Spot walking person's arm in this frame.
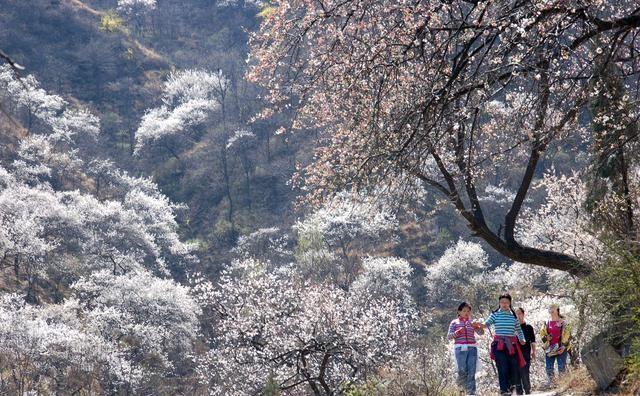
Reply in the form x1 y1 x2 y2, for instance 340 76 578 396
516 320 526 344
540 322 549 344
478 312 495 329
448 320 456 340
531 341 537 359
449 320 464 340
529 324 537 360
558 321 571 353
561 321 572 348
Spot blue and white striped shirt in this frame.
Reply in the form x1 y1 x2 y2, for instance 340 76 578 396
485 309 525 342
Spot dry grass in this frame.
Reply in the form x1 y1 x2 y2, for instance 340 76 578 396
63 0 168 65
556 366 599 395
618 370 640 396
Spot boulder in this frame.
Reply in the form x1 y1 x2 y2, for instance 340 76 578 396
581 335 625 390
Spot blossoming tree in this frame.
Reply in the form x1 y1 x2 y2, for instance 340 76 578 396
248 0 640 276
0 64 201 393
195 258 416 395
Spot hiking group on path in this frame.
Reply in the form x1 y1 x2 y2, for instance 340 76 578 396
448 294 572 396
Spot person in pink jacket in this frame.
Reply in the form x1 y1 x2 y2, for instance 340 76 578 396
448 302 484 395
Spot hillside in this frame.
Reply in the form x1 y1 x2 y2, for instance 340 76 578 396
1 0 639 395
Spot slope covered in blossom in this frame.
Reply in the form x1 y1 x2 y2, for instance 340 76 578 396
1 0 639 394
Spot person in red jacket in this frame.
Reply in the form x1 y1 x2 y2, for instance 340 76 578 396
540 304 572 386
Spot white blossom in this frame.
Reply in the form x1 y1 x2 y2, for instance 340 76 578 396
195 258 415 395
72 269 201 370
517 170 604 264
0 65 99 143
117 0 157 15
232 227 293 262
226 128 256 149
425 239 490 305
134 69 228 154
351 256 414 307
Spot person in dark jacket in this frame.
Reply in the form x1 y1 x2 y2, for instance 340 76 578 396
515 307 536 395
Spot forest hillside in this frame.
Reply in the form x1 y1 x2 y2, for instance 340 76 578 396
1 0 639 395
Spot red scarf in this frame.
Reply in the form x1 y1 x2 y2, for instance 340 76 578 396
490 335 526 368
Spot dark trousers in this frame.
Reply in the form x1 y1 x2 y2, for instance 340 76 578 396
516 360 531 394
493 344 521 394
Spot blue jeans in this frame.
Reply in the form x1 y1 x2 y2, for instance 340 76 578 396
545 350 568 380
455 346 477 394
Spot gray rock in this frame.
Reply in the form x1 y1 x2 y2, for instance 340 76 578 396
581 335 624 391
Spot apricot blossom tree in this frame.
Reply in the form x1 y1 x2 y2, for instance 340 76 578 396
248 0 640 275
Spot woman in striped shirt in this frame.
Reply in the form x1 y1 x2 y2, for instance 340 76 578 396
478 294 526 396
448 302 484 395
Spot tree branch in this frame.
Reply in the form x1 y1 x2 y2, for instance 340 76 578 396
504 60 551 246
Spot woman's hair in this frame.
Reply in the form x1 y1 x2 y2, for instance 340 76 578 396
493 293 517 318
499 293 512 302
550 304 565 319
457 301 472 312
517 307 525 314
